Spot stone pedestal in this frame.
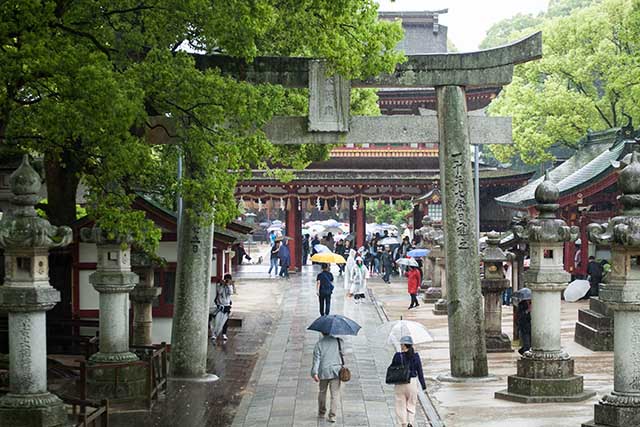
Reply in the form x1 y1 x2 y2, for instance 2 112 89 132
582 152 640 426
0 156 73 427
131 256 162 347
424 249 441 303
575 297 614 352
433 256 448 315
496 173 594 403
481 232 513 353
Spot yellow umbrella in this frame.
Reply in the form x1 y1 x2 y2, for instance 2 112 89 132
310 252 347 264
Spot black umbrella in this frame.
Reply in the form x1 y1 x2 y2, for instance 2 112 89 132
307 315 361 336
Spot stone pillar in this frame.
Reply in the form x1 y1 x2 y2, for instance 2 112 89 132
355 198 366 249
436 85 487 377
481 231 512 353
0 156 72 427
583 151 640 427
130 253 162 347
286 196 299 272
419 217 441 300
496 172 594 403
80 228 139 364
169 192 216 380
433 249 448 316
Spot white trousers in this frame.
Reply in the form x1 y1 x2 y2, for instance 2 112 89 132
394 377 418 426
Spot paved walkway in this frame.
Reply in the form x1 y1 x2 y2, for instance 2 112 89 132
232 265 430 427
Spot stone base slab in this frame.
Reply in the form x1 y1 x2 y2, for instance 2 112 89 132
87 361 148 403
495 388 596 403
504 374 590 399
0 393 68 427
516 355 575 379
433 299 447 315
586 401 640 427
574 320 613 351
486 333 513 353
423 286 441 303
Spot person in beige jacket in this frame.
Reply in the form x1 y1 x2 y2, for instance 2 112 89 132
311 333 343 423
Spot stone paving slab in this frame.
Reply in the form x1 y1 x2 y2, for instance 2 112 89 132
233 266 430 427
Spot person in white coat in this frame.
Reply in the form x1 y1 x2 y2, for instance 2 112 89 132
349 257 368 303
344 249 357 290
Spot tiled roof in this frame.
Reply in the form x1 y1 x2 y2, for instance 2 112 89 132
496 128 630 208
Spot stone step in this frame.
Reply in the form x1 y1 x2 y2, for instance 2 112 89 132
574 321 614 352
589 297 614 317
578 309 613 330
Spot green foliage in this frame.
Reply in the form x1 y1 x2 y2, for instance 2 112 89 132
485 0 640 165
479 14 544 49
366 200 412 229
0 0 404 251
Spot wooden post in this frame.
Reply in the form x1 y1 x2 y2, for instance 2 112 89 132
355 199 366 249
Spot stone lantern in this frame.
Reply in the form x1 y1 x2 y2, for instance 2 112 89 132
481 231 512 352
0 156 72 426
130 252 162 347
80 227 139 363
496 172 594 403
583 151 640 427
431 233 448 316
418 216 437 298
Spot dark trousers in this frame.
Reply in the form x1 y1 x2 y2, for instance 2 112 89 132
383 266 392 283
319 294 331 316
518 331 531 355
410 293 419 307
279 265 290 278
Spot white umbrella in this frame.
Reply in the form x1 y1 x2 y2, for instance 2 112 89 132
564 279 591 302
381 320 434 349
396 258 419 267
314 244 331 253
379 237 401 245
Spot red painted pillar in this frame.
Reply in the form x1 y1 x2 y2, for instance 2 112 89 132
356 199 366 249
579 214 589 277
286 196 300 271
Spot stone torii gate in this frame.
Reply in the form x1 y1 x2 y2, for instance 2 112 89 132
159 33 542 380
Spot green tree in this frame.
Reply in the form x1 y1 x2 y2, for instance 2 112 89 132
0 1 403 249
366 200 412 229
485 0 640 165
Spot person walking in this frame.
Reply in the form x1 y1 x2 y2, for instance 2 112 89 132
210 274 234 342
268 241 280 277
382 245 394 284
349 257 368 303
311 333 344 423
316 263 334 316
390 336 426 427
335 239 346 276
406 265 421 309
311 234 321 264
344 249 357 290
302 233 310 266
278 240 291 279
587 255 603 297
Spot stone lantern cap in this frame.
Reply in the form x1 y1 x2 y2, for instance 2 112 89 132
514 172 578 244
482 231 510 263
0 155 72 250
589 151 640 246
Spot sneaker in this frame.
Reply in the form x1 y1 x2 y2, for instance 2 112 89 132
327 416 336 423
222 334 228 341
211 335 216 342
318 411 325 418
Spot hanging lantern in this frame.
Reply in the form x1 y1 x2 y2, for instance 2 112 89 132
316 197 321 211
352 198 358 210
257 198 263 212
280 197 285 211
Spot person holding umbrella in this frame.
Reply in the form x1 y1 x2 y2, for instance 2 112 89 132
390 336 426 427
514 288 532 355
278 239 291 279
406 265 421 310
316 263 335 316
268 241 280 277
308 315 361 424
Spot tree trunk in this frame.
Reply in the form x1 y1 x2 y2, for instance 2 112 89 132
43 151 80 226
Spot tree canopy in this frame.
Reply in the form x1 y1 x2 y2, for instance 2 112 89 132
0 1 403 250
483 0 640 165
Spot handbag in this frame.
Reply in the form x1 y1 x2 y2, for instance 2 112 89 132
337 339 351 382
385 353 411 384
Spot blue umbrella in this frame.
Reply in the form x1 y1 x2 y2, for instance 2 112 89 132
307 315 361 336
408 248 430 258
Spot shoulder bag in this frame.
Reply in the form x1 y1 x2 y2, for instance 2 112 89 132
385 353 411 384
337 339 351 382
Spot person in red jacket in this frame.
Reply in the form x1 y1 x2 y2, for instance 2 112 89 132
406 265 421 310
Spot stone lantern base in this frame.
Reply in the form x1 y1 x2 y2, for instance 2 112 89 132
575 297 614 351
0 392 69 427
423 284 441 303
495 354 595 403
86 361 149 404
486 333 512 353
433 298 447 315
582 399 640 427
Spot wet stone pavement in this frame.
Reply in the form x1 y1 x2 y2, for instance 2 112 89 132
110 273 285 427
232 265 430 427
